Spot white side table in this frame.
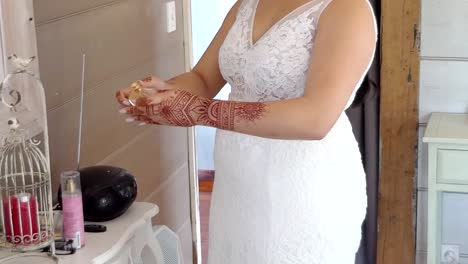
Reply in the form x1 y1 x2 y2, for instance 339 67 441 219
423 113 468 264
0 202 161 264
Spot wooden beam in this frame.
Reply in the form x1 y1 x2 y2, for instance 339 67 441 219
378 0 420 263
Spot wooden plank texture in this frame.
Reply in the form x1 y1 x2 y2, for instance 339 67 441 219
378 0 420 263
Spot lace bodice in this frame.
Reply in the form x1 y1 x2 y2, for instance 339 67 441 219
219 0 334 102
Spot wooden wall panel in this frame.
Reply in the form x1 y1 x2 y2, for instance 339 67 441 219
33 0 118 24
149 163 191 232
100 126 188 201
36 0 184 110
46 62 150 179
378 0 420 263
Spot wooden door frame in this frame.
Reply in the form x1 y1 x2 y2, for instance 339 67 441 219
182 1 203 264
378 0 421 263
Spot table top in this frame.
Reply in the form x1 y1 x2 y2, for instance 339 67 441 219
423 112 468 144
0 202 159 264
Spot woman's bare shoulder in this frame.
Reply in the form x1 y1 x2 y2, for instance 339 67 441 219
319 0 377 38
321 0 376 22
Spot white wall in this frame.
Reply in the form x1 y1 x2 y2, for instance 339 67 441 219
416 0 468 263
192 0 236 170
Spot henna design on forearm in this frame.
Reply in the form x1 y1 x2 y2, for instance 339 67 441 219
132 91 266 130
147 91 197 127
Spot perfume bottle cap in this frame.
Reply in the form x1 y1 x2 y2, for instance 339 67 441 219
66 178 76 193
61 171 81 194
128 82 143 106
128 81 154 106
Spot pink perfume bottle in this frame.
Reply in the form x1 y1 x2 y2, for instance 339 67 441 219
61 171 85 248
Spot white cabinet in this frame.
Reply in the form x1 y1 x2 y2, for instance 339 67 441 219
60 202 162 264
423 113 468 264
0 202 162 264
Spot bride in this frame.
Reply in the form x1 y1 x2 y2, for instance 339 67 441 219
117 0 377 263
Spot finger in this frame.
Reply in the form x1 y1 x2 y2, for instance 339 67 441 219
115 89 132 106
116 86 132 97
147 95 164 105
119 106 137 114
149 120 162 125
144 104 162 116
133 114 160 126
132 93 163 108
128 114 154 124
153 77 169 91
138 76 169 91
133 115 148 122
127 106 146 116
119 108 129 114
135 97 150 107
140 76 153 83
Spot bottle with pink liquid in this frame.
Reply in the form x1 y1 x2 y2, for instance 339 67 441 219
61 171 85 248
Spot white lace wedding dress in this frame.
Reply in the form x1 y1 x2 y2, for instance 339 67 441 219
209 0 377 263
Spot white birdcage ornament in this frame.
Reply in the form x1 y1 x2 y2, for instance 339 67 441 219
0 55 55 255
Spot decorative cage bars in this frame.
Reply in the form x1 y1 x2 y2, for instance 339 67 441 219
0 56 54 252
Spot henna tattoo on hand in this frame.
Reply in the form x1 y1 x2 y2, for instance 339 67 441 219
137 91 266 130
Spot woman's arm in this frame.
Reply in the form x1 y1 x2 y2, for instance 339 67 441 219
177 0 239 98
117 1 241 100
125 0 377 140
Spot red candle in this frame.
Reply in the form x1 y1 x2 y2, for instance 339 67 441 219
2 193 39 245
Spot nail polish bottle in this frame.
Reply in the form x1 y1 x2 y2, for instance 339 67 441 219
61 171 85 248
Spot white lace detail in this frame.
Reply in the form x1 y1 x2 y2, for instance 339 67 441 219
219 0 330 102
210 0 377 263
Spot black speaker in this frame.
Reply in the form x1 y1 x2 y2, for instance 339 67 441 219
58 166 137 222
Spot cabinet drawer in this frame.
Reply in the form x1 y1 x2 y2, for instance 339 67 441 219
437 149 468 184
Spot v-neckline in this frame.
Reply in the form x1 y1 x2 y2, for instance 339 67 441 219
249 0 320 48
